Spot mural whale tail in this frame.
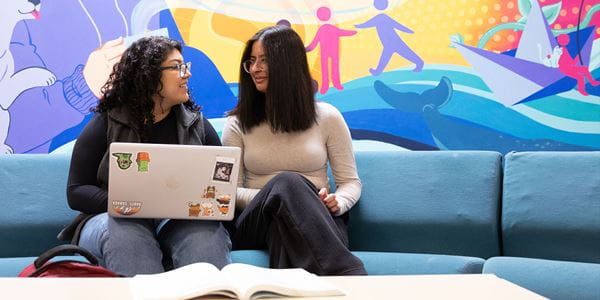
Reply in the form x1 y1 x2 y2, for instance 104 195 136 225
373 75 595 153
374 76 453 112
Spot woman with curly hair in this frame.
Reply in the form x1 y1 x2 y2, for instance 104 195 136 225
64 36 231 276
222 26 367 275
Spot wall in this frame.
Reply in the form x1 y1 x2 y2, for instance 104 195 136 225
1 0 599 154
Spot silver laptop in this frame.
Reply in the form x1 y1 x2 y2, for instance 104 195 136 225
108 142 240 221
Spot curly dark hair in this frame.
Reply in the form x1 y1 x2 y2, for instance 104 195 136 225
94 36 199 140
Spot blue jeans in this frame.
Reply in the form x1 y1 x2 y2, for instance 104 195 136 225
79 213 231 276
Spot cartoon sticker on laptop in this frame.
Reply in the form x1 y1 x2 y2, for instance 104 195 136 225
201 200 215 216
203 186 217 199
111 200 142 216
188 202 201 217
216 194 231 215
136 152 150 172
212 156 235 183
188 201 216 217
112 153 133 170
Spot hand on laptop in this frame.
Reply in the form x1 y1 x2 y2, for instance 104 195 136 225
318 188 340 214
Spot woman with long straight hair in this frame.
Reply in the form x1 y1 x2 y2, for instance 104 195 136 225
222 26 367 275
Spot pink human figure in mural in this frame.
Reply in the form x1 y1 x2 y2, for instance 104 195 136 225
305 7 356 94
556 34 600 96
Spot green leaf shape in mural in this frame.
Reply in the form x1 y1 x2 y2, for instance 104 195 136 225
516 0 561 27
542 2 562 25
449 33 464 48
518 0 532 17
516 0 532 24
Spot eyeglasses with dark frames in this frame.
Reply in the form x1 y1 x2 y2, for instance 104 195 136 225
159 62 192 78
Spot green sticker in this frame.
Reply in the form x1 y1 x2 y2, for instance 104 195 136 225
136 152 151 172
112 153 133 170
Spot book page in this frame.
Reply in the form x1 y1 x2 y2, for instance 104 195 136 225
221 263 345 299
131 262 239 300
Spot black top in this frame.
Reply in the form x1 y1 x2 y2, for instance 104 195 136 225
66 111 221 214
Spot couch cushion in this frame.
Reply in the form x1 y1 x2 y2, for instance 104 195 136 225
483 256 600 300
352 251 484 275
230 250 269 267
229 250 484 276
348 151 502 258
0 154 77 257
502 151 600 263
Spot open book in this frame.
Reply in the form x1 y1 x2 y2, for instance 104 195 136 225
130 263 345 300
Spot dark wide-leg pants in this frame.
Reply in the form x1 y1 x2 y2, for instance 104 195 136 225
232 172 367 275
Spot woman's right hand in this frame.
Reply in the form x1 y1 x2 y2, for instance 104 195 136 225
318 188 340 215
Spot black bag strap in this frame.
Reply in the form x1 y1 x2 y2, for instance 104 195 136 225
56 213 95 245
34 244 99 269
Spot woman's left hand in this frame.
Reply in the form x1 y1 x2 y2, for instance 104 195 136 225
318 188 340 214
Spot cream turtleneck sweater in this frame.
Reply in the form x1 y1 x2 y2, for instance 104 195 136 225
221 102 361 216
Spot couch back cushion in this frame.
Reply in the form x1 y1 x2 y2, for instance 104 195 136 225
0 154 76 257
347 150 502 258
502 151 600 263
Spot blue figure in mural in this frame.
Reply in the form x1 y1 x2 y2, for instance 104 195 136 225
2 0 234 154
355 0 424 75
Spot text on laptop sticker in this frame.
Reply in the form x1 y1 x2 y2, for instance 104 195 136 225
112 200 142 216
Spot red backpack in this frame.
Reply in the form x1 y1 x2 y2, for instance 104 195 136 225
19 244 121 277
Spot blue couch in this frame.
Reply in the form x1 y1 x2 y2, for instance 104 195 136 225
1 150 598 299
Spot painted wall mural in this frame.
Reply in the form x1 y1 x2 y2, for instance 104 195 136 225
1 0 599 154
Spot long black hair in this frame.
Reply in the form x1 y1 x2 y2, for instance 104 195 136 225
94 36 198 139
229 25 316 133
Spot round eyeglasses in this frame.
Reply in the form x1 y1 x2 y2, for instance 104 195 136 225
242 58 267 73
159 62 192 78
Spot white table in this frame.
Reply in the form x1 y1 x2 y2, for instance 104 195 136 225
0 274 546 300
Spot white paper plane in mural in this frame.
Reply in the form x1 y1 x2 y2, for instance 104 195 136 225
452 0 597 106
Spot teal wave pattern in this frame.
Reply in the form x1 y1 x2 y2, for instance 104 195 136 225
320 65 600 149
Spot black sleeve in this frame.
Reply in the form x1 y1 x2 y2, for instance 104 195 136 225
66 113 109 214
203 116 222 146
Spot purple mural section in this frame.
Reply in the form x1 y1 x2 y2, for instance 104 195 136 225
5 0 156 153
3 0 236 153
